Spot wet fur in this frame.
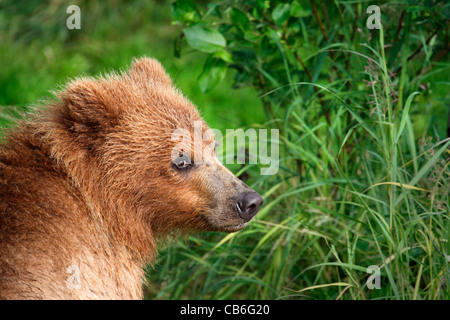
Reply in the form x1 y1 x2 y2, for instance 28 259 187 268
0 58 252 299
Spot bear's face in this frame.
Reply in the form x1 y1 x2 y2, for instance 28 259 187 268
58 58 262 235
166 127 263 233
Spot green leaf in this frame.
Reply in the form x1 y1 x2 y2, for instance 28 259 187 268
290 1 311 18
172 0 201 24
198 56 227 93
212 50 233 63
228 7 250 32
272 3 291 26
395 92 419 144
252 0 269 19
442 3 450 19
183 25 226 53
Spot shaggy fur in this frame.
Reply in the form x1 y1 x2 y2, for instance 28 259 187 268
0 58 260 299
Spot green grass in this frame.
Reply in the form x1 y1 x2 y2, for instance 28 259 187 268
1 1 449 300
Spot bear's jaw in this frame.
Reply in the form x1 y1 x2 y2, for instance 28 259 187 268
216 221 249 233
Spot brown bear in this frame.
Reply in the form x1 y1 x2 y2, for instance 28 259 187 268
0 58 263 299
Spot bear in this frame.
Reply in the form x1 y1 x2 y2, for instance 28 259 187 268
0 57 263 299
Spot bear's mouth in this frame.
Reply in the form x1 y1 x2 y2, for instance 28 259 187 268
217 221 249 233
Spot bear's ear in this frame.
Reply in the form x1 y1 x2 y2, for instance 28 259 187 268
129 57 172 86
59 78 119 151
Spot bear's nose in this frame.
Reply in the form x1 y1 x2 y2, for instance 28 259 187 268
236 191 263 222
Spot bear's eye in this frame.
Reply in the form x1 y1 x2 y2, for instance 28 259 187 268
173 155 192 170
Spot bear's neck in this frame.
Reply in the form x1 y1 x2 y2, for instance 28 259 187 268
28 115 158 261
15 122 154 298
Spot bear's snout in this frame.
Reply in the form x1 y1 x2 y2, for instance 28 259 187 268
195 159 265 232
235 191 263 222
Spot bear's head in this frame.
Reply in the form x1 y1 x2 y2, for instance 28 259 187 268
41 57 263 254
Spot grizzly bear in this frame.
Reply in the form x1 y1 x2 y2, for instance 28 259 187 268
0 58 263 299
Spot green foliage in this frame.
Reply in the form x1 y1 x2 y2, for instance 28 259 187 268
183 25 227 53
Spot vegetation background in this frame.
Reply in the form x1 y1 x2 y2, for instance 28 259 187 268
0 0 449 300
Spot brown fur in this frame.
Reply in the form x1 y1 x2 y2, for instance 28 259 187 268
0 58 260 299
